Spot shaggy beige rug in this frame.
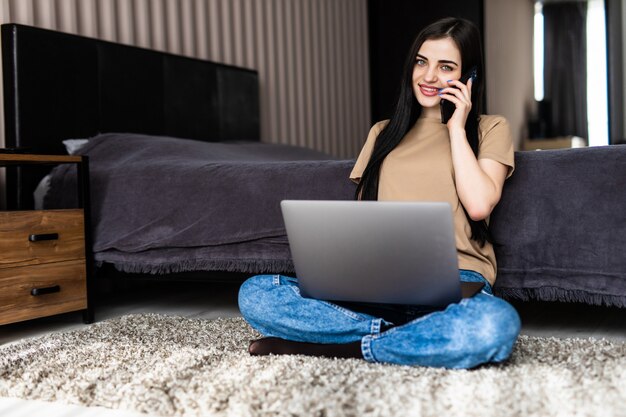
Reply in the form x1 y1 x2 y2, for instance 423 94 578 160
0 314 625 417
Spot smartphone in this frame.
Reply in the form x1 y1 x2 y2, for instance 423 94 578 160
440 66 478 124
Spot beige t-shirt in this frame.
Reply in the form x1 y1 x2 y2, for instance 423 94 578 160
349 115 515 285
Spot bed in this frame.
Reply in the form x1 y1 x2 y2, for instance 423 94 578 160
7 24 624 310
1 23 356 280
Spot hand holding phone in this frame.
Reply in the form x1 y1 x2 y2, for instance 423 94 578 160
440 66 478 124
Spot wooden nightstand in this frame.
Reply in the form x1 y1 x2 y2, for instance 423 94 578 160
0 153 94 325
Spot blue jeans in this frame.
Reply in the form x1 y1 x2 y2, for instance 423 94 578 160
238 270 521 369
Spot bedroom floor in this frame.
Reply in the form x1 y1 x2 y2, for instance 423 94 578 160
1 275 626 417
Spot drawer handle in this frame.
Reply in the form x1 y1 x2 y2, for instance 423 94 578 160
28 233 59 242
31 285 61 296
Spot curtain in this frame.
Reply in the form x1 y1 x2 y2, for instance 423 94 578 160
543 2 587 139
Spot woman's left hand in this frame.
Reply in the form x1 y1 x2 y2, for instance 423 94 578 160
439 78 473 130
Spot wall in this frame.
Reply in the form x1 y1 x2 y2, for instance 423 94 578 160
0 0 552 210
606 0 622 142
484 0 535 150
0 0 371 159
619 0 626 132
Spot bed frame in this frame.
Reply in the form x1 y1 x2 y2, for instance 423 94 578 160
2 23 260 210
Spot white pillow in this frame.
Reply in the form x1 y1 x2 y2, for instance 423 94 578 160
62 139 89 154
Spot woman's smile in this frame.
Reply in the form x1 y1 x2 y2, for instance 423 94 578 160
418 83 441 97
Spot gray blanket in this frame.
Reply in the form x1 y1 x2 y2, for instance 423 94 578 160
48 135 626 308
94 237 296 275
491 146 626 307
46 133 356 252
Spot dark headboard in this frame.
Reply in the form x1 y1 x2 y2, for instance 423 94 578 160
1 23 260 209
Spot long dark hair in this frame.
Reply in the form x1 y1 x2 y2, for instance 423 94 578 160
355 17 492 246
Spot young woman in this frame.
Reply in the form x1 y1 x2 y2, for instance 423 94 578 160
238 17 521 369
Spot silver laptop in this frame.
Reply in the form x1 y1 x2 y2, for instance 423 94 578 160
281 200 483 307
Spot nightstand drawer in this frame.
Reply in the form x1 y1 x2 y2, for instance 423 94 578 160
0 260 87 325
0 209 85 269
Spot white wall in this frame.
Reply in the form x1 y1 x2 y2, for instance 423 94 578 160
484 0 535 150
